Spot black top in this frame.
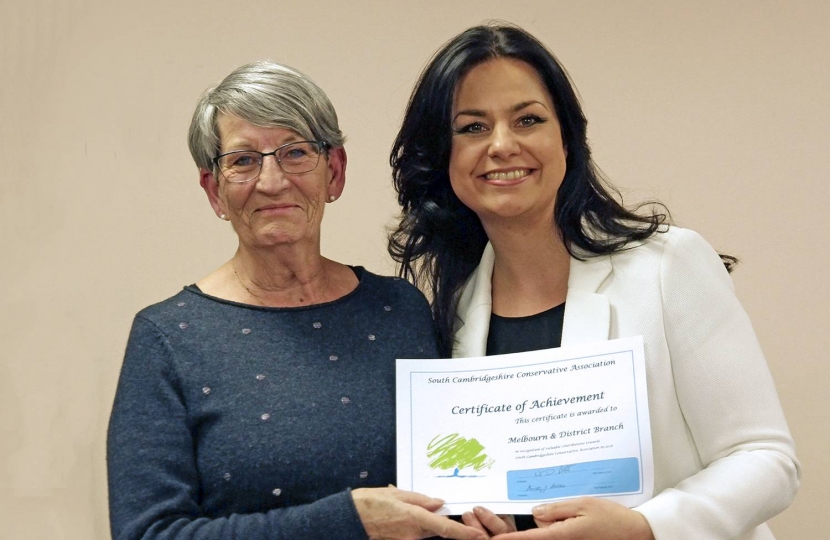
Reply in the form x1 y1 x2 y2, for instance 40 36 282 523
486 302 565 531
486 302 566 355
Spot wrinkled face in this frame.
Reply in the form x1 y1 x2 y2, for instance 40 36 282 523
449 58 567 232
202 113 345 250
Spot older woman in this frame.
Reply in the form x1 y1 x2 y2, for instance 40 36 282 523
389 24 799 540
107 61 487 540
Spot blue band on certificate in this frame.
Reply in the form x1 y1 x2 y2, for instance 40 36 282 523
507 457 640 500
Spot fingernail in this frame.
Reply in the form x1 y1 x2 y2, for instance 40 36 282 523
434 498 446 505
532 504 544 516
474 506 484 514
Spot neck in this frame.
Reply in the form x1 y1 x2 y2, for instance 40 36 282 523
484 218 570 317
231 242 332 307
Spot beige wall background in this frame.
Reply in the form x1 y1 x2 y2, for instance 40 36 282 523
1 1 827 538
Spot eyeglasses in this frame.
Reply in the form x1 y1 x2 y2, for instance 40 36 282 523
212 140 329 183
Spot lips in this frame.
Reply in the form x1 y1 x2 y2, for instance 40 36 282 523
256 203 298 213
483 168 532 181
479 168 535 187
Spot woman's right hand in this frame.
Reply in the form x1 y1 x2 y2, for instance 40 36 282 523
352 486 488 540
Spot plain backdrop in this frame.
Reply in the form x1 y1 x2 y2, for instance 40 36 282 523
1 1 827 538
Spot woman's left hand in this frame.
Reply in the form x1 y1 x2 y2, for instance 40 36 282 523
491 497 654 540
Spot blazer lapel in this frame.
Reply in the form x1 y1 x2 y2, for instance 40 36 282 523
453 243 496 358
561 255 612 346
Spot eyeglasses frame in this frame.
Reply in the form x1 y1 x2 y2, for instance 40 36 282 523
211 140 330 183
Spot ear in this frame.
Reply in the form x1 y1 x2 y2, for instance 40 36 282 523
324 147 347 201
199 168 226 218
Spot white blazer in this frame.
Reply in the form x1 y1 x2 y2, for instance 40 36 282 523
453 227 799 540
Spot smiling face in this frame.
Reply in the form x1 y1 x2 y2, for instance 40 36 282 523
200 113 345 250
449 58 567 232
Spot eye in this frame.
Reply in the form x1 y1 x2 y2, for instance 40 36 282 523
218 152 259 170
454 122 488 135
279 142 317 162
230 153 257 166
517 114 545 128
284 147 310 159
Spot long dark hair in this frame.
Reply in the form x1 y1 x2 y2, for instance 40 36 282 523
389 23 733 355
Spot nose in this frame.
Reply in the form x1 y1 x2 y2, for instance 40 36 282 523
488 125 521 160
255 154 289 193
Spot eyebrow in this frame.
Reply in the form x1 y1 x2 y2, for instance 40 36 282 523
453 100 547 121
220 134 303 153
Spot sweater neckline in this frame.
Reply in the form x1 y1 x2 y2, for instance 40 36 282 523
182 266 367 312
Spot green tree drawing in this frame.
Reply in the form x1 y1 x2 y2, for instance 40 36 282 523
427 433 495 473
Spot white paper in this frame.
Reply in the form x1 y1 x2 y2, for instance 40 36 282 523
396 336 653 514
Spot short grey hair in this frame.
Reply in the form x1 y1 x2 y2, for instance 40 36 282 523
187 61 346 170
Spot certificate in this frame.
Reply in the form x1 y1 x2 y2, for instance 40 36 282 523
396 336 653 514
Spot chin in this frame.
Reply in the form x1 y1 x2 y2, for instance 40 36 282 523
480 203 532 220
252 226 315 247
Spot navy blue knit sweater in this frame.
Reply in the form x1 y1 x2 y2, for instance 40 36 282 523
107 268 439 540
